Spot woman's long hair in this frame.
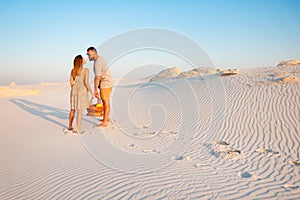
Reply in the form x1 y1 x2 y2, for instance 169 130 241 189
72 55 83 78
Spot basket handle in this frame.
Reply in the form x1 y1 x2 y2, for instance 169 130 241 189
89 97 102 105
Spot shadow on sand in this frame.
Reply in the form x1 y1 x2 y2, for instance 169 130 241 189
10 99 96 129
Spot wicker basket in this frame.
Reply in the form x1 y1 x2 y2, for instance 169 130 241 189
87 98 103 117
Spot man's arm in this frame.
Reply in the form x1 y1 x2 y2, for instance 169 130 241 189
94 75 101 99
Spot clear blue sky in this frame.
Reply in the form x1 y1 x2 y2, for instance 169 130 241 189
0 0 299 84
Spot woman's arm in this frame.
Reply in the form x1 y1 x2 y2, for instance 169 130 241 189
84 68 93 96
70 70 74 87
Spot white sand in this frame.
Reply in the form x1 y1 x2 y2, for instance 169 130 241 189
0 66 299 199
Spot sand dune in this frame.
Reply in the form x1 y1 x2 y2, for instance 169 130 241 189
149 67 239 82
9 81 17 87
0 86 40 98
0 66 299 199
178 67 220 78
277 59 300 67
149 67 182 82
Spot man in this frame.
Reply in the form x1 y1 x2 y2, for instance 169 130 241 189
87 47 113 127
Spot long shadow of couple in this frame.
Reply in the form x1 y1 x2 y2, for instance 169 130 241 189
10 99 95 129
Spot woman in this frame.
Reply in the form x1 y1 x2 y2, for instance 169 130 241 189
68 55 93 133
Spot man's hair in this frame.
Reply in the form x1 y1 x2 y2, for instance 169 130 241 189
87 46 97 52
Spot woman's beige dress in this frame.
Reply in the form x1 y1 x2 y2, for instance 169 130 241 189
70 68 90 110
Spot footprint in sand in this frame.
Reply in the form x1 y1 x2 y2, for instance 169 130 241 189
111 126 118 129
127 143 140 149
196 141 244 160
171 155 191 161
110 120 121 129
160 130 178 135
238 172 262 180
194 163 210 168
251 175 262 180
108 138 119 143
224 150 243 160
142 149 160 154
63 128 71 134
284 184 299 189
289 160 300 166
227 149 241 154
255 148 279 154
211 140 231 152
238 172 252 178
63 128 82 136
65 131 80 136
154 130 178 137
215 140 230 146
136 125 149 129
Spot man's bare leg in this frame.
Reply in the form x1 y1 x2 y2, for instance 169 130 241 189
69 109 75 130
100 99 110 127
100 118 110 122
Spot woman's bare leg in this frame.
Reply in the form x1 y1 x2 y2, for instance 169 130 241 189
69 109 75 130
76 109 83 133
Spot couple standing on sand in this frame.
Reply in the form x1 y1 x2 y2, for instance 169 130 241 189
68 47 113 133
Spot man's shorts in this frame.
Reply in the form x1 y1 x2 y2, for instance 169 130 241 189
100 87 112 101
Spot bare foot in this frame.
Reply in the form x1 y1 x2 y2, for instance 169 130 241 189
68 127 73 131
74 130 84 134
100 122 108 127
100 118 110 122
